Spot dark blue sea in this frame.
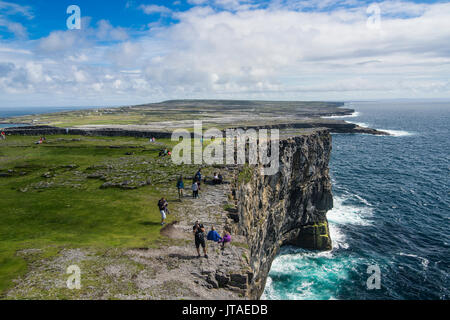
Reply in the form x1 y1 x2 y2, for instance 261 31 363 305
263 101 449 300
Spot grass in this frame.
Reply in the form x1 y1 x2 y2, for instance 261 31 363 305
0 134 200 296
238 164 254 184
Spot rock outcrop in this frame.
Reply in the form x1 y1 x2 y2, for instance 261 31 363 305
231 129 333 299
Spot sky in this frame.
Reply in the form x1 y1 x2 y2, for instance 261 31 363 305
0 0 449 107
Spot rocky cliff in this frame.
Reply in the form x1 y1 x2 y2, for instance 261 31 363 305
231 129 333 299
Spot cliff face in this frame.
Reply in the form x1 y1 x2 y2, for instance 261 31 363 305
232 130 333 299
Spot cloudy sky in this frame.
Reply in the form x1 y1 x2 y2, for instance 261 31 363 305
0 0 449 107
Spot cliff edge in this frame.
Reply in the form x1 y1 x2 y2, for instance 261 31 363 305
230 129 333 299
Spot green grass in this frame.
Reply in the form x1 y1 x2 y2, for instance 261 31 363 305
238 164 254 184
0 135 191 296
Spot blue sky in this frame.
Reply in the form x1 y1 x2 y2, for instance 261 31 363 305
0 0 449 107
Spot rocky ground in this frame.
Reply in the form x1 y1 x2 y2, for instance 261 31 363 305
5 178 252 300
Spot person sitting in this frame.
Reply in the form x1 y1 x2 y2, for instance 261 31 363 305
219 231 231 251
218 173 223 184
212 172 219 185
207 226 222 242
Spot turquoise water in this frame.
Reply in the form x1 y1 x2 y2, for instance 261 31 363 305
263 101 449 300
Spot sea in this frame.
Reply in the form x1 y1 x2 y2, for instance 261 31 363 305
1 102 448 300
262 101 449 300
0 106 104 128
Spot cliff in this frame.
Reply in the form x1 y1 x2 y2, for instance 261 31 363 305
230 129 333 299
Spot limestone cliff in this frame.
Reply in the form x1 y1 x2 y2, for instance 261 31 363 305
231 129 333 299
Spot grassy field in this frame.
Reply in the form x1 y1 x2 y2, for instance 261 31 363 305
0 135 212 296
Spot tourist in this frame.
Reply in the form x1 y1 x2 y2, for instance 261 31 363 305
192 181 199 198
207 226 222 242
176 175 184 200
193 221 208 258
194 168 202 190
218 173 223 184
213 172 219 185
0 130 5 140
219 231 231 251
157 197 168 225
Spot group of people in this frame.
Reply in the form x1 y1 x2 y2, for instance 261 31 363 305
35 136 46 144
158 148 171 157
176 169 224 200
156 200 233 257
193 221 232 258
0 130 5 140
176 169 202 200
212 172 223 185
149 137 156 143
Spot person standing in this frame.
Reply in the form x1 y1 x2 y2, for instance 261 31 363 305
176 175 184 200
157 197 168 225
193 221 208 258
194 168 202 190
192 181 199 198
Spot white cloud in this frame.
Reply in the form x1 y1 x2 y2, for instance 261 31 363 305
139 4 172 15
0 0 450 106
0 1 33 19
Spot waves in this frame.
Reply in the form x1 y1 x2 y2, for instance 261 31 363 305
322 111 360 119
262 193 373 300
376 129 414 137
323 112 415 137
264 101 450 300
327 194 373 227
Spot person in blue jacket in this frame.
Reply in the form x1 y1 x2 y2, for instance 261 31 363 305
207 226 222 243
176 175 184 200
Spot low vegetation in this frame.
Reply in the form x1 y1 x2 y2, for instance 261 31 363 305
0 135 213 296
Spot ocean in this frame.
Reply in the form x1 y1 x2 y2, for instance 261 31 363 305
262 101 450 300
0 106 106 128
